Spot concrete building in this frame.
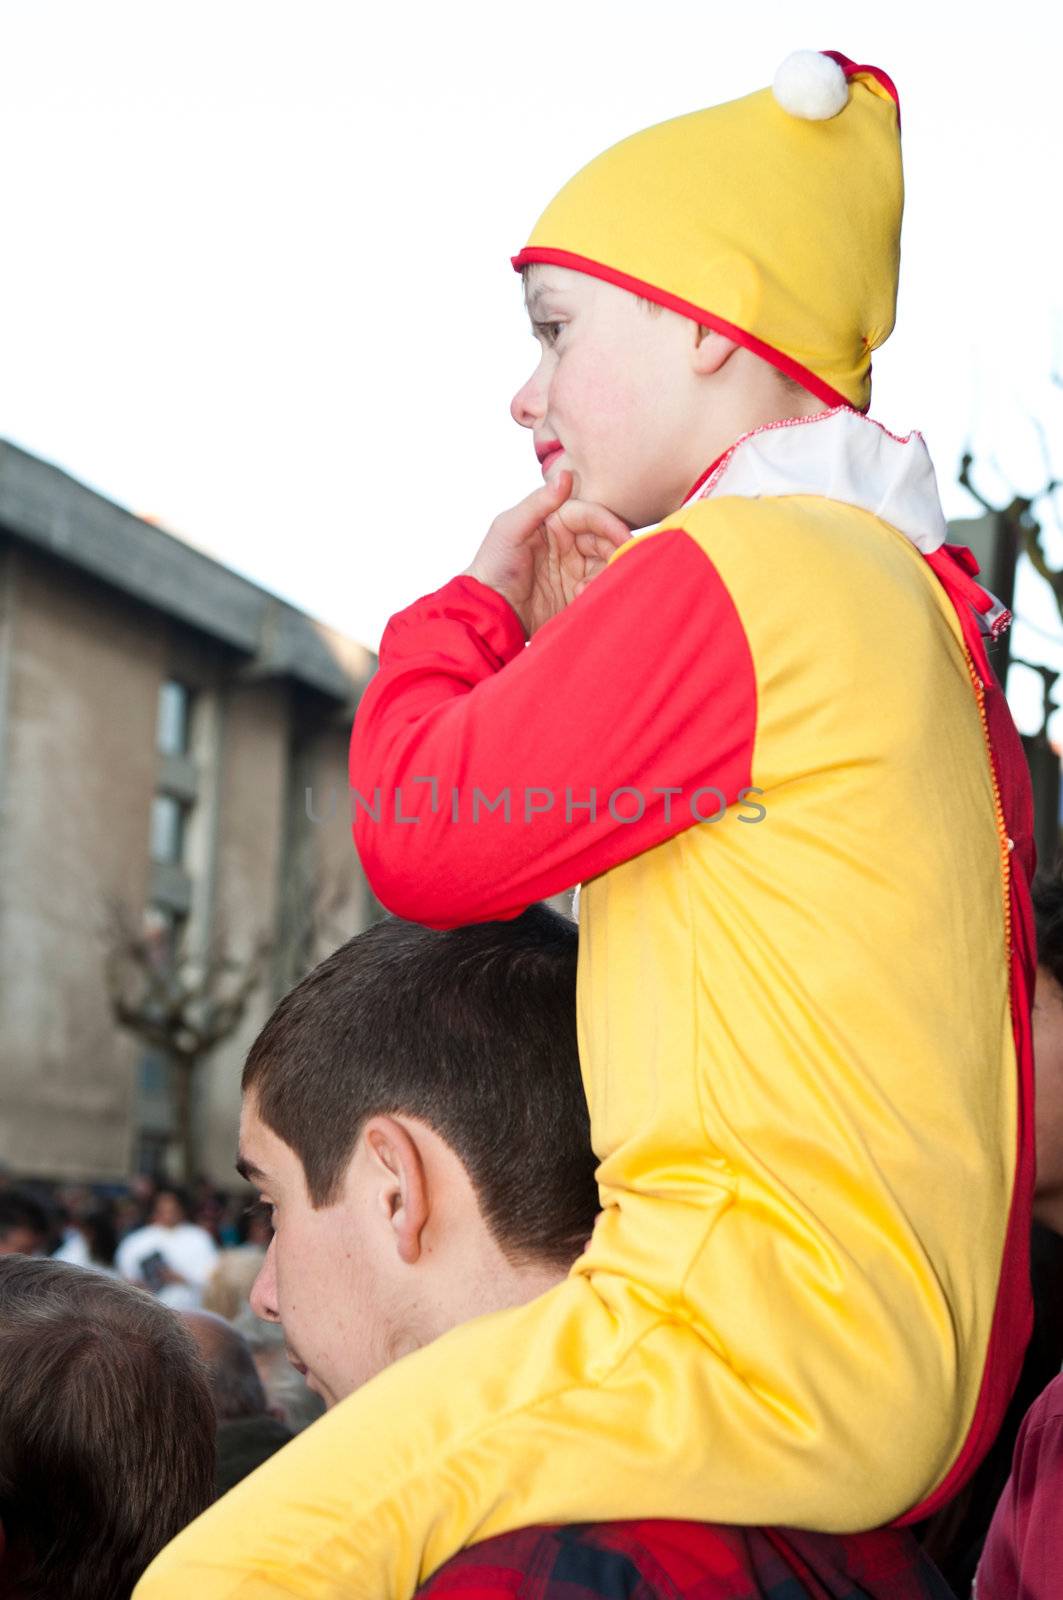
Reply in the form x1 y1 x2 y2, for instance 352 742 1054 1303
0 441 375 1185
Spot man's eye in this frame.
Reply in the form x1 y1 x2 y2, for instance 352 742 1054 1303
533 321 564 346
244 1199 274 1226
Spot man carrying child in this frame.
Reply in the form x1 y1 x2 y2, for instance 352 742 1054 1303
137 50 1034 1600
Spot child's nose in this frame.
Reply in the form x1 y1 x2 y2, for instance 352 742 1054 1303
510 367 546 429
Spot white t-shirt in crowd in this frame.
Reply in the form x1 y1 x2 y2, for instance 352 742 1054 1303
115 1222 219 1309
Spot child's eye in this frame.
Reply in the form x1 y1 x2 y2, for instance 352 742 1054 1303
244 1198 275 1227
533 320 564 347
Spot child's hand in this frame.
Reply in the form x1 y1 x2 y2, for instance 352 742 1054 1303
464 471 632 637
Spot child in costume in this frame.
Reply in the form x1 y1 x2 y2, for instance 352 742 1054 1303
136 51 1036 1600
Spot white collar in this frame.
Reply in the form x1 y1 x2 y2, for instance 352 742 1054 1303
683 408 948 557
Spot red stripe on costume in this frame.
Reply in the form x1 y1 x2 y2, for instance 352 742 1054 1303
509 248 859 413
349 529 758 929
895 547 1036 1524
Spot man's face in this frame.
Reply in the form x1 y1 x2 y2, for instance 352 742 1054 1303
511 265 706 529
238 1094 409 1408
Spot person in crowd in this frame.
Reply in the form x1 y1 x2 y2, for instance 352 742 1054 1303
180 1310 293 1497
115 1184 218 1309
51 1184 94 1258
975 1368 1063 1598
53 1203 120 1276
191 1184 228 1245
113 1174 158 1241
0 1254 215 1599
139 908 953 1599
238 1200 274 1250
202 1244 267 1321
0 1190 49 1257
1029 867 1063 1235
920 862 1063 1588
230 1306 325 1434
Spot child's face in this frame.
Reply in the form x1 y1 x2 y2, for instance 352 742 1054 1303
512 266 706 529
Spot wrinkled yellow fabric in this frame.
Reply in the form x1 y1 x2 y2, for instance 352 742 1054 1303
136 496 1015 1600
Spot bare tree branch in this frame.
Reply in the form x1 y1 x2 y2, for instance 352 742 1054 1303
958 452 997 515
961 444 1063 626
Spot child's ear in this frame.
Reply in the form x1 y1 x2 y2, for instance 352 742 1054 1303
691 327 740 377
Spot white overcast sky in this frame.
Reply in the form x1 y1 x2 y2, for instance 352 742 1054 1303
2 0 1063 731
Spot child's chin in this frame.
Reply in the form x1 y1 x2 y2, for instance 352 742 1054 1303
587 480 635 526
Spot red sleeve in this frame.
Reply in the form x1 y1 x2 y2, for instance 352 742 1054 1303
349 526 758 928
977 1378 1063 1600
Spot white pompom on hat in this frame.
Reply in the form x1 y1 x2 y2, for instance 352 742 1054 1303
772 50 850 120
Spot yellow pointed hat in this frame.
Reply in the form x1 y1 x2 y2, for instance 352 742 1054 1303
512 51 902 412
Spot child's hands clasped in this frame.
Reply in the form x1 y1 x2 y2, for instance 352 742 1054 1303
464 471 632 637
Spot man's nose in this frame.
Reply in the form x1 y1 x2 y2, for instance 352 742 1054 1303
249 1239 280 1323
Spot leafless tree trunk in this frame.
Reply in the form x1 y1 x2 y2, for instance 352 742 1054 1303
103 903 270 1180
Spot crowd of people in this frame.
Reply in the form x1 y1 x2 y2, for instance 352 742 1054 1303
0 1171 271 1270
0 1171 330 1593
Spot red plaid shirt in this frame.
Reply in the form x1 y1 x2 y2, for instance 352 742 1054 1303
415 1521 956 1599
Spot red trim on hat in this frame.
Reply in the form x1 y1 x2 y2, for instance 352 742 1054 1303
510 246 860 413
821 50 901 130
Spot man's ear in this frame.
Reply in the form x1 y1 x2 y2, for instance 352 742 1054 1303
362 1117 429 1266
690 326 741 377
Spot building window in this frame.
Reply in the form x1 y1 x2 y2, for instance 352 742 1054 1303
157 679 192 757
150 794 189 864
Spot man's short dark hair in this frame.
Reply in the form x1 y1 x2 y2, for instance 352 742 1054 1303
0 1255 215 1600
243 905 598 1268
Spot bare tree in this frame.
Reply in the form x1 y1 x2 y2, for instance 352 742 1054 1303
103 903 270 1181
959 384 1063 865
958 370 1063 631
